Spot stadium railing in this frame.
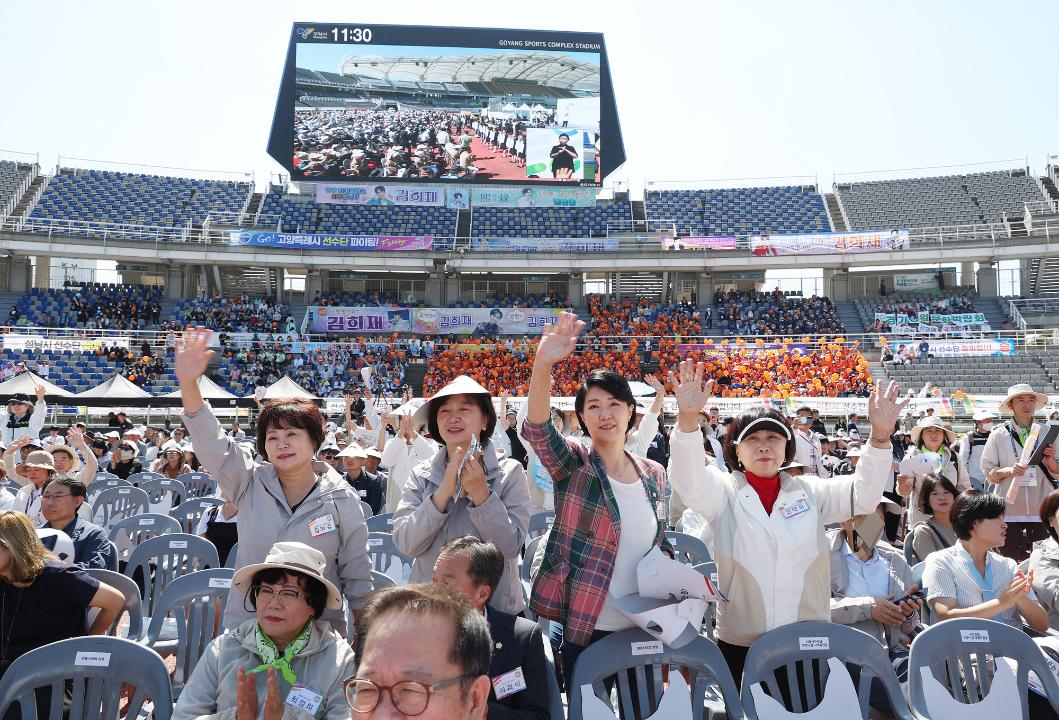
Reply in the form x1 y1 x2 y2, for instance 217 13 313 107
0 324 1050 354
0 163 39 226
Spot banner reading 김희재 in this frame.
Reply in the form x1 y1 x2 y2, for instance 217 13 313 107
750 229 909 256
229 230 433 251
310 306 564 335
314 183 446 207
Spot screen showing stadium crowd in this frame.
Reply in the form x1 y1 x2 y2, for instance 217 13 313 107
293 108 551 179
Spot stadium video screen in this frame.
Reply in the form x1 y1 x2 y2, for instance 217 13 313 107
267 24 623 187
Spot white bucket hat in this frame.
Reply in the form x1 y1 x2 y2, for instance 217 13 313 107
999 383 1048 414
232 542 342 610
47 444 81 471
411 375 494 430
337 445 368 459
910 415 956 447
972 410 998 422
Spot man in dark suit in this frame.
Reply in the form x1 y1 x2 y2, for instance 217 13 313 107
338 444 384 516
433 536 550 720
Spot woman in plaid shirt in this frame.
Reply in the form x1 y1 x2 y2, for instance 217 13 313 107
521 313 674 687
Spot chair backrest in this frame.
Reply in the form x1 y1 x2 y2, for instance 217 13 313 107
107 513 183 562
175 472 217 499
224 541 239 569
86 478 131 498
170 497 224 533
91 486 150 529
665 531 711 565
366 513 394 533
359 500 373 518
122 533 220 617
105 541 118 572
83 568 144 641
740 621 912 720
143 568 234 693
0 635 172 720
126 471 165 487
139 477 186 510
367 532 412 585
692 561 718 640
525 511 555 547
568 628 743 720
903 536 920 566
2 480 21 494
93 472 120 482
908 617 1059 719
371 569 396 590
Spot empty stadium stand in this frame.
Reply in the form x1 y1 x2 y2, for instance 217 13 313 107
0 161 35 217
836 170 1047 230
257 193 458 237
880 353 1059 396
27 169 253 232
470 203 632 238
644 185 830 236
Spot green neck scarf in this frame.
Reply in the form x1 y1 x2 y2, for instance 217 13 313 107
251 620 312 684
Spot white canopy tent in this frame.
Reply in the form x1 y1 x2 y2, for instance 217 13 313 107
0 371 71 398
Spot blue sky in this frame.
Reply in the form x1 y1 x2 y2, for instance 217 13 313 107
1 0 1055 192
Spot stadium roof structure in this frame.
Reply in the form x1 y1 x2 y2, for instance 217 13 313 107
339 53 600 93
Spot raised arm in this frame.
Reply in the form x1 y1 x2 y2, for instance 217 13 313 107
816 380 905 522
666 360 728 522
527 313 583 424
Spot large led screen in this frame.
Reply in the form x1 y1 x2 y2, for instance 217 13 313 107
268 24 623 187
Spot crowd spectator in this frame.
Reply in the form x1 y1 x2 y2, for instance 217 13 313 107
167 293 292 333
432 536 550 720
897 416 970 527
907 474 959 564
667 360 903 682
923 489 1048 631
1 388 46 446
5 443 55 526
39 477 113 570
46 428 97 485
423 341 643 398
150 442 192 479
587 295 701 339
7 282 161 330
377 413 436 514
654 339 872 398
0 511 124 687
337 445 384 517
522 314 673 688
392 376 529 614
1030 488 1059 630
713 288 843 336
107 440 143 480
177 327 372 635
349 583 492 719
174 542 356 720
828 501 923 663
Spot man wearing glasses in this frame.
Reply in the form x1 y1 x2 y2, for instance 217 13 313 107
346 583 492 718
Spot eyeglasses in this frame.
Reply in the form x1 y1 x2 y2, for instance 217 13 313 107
252 585 305 606
41 492 74 501
343 676 470 715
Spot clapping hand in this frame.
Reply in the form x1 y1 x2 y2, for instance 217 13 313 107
34 384 46 402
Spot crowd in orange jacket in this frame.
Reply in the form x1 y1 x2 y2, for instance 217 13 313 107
653 337 873 398
422 341 643 397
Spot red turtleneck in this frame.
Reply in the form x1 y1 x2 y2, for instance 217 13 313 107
744 469 781 514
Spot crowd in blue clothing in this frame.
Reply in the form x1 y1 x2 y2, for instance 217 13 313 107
713 288 844 336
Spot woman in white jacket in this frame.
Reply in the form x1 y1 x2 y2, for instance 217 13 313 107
666 360 906 681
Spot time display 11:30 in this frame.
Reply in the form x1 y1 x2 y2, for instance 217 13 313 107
331 28 372 43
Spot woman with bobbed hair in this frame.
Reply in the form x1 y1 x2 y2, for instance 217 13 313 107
521 313 674 686
667 359 905 682
907 473 959 564
175 328 371 634
391 375 530 614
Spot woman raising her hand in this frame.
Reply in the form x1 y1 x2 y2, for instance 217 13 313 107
175 328 371 636
522 313 674 687
667 359 906 682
